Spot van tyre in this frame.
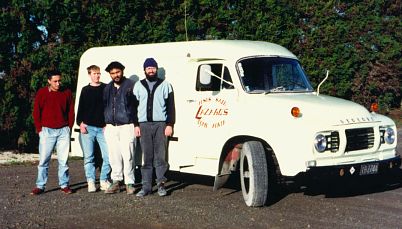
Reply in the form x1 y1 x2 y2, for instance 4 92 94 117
240 141 268 207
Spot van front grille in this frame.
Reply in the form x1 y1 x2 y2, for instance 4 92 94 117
345 128 375 152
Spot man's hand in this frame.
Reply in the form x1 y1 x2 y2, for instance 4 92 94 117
80 122 88 134
165 125 173 137
134 126 141 137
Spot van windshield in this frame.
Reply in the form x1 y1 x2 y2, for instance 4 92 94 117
237 57 313 93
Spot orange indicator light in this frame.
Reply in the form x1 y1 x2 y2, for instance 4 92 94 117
370 103 379 112
291 107 301 117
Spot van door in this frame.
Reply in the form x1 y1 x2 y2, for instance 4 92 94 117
169 61 236 174
193 62 236 160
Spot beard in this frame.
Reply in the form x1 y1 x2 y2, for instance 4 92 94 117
113 76 123 85
145 73 157 82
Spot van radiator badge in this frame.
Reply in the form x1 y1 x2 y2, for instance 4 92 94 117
350 166 355 175
195 97 229 128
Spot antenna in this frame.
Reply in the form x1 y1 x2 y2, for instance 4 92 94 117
184 0 188 41
317 70 329 95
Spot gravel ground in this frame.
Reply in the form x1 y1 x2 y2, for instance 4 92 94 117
0 127 401 229
1 159 401 229
0 160 249 229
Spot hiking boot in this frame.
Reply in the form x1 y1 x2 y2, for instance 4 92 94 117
88 181 96 193
30 187 44 195
126 184 135 195
60 186 73 194
157 183 167 197
100 180 111 191
104 181 121 194
136 189 151 197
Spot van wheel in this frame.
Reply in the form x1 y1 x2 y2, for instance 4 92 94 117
240 141 268 207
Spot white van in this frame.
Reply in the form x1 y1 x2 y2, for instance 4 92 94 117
72 40 400 207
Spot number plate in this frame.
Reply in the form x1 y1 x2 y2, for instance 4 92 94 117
359 163 379 175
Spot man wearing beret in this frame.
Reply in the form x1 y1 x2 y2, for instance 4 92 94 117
133 58 175 197
103 61 136 194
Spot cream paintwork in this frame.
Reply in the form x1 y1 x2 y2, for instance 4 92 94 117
71 40 397 178
215 93 397 175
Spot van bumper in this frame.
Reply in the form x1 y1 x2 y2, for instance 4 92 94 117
306 156 401 178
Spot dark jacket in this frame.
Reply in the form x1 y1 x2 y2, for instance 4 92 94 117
103 77 136 125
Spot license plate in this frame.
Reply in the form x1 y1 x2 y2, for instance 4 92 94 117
359 163 379 175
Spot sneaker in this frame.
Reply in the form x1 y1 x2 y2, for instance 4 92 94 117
30 187 44 195
60 186 73 194
126 184 135 195
100 180 111 191
136 189 151 197
88 181 96 193
157 183 167 197
104 181 121 194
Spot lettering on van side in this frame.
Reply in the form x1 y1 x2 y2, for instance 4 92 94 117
195 97 229 128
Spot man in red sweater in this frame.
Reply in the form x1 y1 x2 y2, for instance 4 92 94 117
31 70 75 195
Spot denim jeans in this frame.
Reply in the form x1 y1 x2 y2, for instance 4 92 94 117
36 126 70 189
139 122 168 191
79 125 111 182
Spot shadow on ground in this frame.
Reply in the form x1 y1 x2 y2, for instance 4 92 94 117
297 168 402 198
166 167 402 206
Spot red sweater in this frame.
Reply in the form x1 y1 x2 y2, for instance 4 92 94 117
33 87 75 133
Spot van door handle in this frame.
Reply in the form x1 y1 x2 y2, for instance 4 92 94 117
187 99 196 103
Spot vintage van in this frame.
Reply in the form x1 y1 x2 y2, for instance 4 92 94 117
72 40 400 207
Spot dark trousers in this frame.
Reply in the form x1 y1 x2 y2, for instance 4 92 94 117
139 122 168 191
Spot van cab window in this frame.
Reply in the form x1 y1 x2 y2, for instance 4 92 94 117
196 64 234 91
237 57 313 93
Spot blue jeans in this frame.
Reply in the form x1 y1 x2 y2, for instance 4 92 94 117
36 127 70 189
79 125 111 182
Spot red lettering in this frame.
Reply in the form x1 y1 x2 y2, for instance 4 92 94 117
195 106 203 119
206 109 213 115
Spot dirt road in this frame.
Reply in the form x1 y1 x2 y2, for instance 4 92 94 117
0 128 401 228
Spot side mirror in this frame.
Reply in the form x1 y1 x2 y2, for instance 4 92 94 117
199 65 212 85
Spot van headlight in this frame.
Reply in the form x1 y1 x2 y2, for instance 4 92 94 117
380 126 396 145
384 127 395 144
314 134 327 152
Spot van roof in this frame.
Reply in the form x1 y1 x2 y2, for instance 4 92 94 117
82 40 297 62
